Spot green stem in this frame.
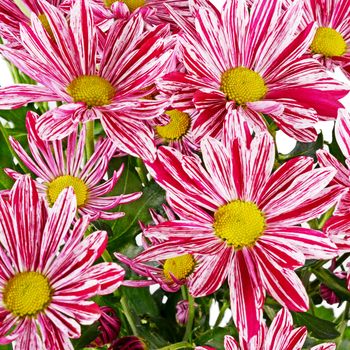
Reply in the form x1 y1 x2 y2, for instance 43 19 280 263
85 120 95 159
183 293 195 342
120 296 139 336
214 301 228 327
158 342 193 350
318 206 335 229
181 285 188 300
101 249 113 262
336 302 349 346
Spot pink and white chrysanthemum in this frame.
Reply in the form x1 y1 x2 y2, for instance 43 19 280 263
116 206 200 292
282 0 350 76
137 112 342 341
317 109 350 216
152 108 200 155
0 0 173 161
158 0 349 142
0 176 124 349
87 0 192 32
6 112 141 221
196 308 335 350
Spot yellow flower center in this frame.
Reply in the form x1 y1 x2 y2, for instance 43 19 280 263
163 254 196 282
67 75 116 108
38 14 54 39
47 175 88 207
220 67 267 105
213 200 265 249
3 272 51 318
310 27 347 57
156 110 191 141
104 0 146 11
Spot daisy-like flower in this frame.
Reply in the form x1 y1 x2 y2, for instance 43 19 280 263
116 206 199 292
152 108 200 155
283 0 350 76
0 176 125 349
137 112 342 341
158 0 349 142
88 0 192 32
6 111 141 221
317 109 350 216
0 0 173 161
196 308 335 350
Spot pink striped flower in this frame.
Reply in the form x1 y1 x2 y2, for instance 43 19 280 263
6 112 141 221
283 0 350 76
158 0 348 142
196 308 335 350
317 109 350 217
116 206 200 292
137 112 342 341
88 0 192 31
0 0 173 161
0 176 125 349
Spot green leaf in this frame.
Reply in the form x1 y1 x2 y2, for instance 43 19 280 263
328 124 346 165
292 311 340 339
279 133 323 161
71 322 99 350
312 268 350 302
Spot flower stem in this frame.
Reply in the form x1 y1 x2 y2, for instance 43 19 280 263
183 292 195 342
158 342 193 350
214 301 228 327
120 296 139 336
85 120 95 159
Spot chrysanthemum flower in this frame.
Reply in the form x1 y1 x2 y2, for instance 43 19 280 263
158 0 348 142
6 112 141 221
0 176 124 349
87 0 192 31
152 108 200 155
137 112 342 340
0 0 173 160
317 109 350 216
282 0 350 76
116 206 200 292
196 308 335 350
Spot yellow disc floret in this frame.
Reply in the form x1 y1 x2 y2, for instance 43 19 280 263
3 272 51 317
220 67 267 105
67 75 116 108
47 175 88 207
104 0 146 12
163 254 196 282
310 27 347 57
156 110 191 141
213 200 266 249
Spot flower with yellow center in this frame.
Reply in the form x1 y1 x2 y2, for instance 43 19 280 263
213 200 266 249
47 175 88 207
156 110 191 141
310 27 347 57
220 67 268 105
104 0 146 12
67 75 116 108
163 254 196 282
3 272 52 318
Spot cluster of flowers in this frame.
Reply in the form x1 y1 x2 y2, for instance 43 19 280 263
1 0 350 348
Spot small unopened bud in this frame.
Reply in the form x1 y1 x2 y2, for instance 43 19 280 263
89 307 121 347
176 300 190 325
110 336 147 350
320 271 346 305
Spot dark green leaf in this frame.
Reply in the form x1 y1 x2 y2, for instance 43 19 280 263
292 311 340 339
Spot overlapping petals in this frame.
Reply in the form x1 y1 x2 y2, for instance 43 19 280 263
137 112 341 341
0 176 124 350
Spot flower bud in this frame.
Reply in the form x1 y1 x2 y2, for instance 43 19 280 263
90 307 121 347
110 336 147 350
